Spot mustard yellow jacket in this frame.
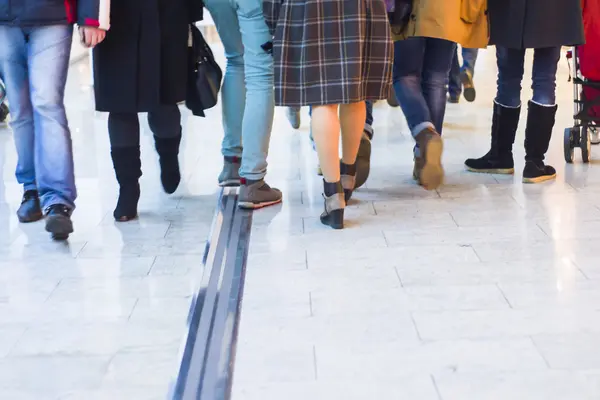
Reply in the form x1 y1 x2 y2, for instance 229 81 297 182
394 0 489 48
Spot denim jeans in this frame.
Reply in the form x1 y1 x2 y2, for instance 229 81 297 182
448 47 479 98
204 0 274 180
495 46 561 108
393 37 456 155
308 100 374 149
0 24 76 209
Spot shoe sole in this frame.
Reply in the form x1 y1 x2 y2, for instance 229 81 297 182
354 136 372 189
465 166 515 175
461 72 476 102
45 215 74 241
238 198 282 210
420 136 444 191
18 211 44 223
523 173 557 184
219 179 241 187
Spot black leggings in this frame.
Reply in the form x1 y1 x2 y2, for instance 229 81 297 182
108 105 181 148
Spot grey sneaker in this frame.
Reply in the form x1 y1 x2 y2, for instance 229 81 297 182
238 180 282 209
286 107 301 129
218 156 241 187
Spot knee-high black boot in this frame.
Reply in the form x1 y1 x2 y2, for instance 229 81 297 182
522 101 558 183
465 101 521 174
111 147 142 221
154 131 182 194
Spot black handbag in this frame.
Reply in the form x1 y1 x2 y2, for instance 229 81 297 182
387 0 413 35
186 24 223 117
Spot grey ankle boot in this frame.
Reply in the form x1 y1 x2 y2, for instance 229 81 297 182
321 180 345 230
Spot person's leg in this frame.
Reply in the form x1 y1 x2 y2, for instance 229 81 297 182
421 38 456 134
465 46 525 174
460 48 479 102
236 0 281 209
312 104 345 229
148 104 182 194
204 0 245 186
108 112 142 221
0 25 42 223
522 46 561 183
355 100 373 189
448 47 462 102
27 24 75 240
339 101 366 201
393 37 444 190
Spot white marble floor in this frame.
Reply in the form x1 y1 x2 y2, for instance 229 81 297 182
1 45 600 399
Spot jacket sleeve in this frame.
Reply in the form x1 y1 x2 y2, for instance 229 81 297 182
262 0 282 37
77 0 111 30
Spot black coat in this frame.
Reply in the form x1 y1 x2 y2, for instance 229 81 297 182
92 0 203 113
489 0 584 49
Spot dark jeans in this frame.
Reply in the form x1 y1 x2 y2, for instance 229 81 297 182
496 46 561 107
108 105 181 148
448 47 479 98
392 37 456 155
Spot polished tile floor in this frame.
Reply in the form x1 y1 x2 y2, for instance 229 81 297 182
2 46 600 399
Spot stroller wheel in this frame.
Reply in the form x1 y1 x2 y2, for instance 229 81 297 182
564 127 575 163
581 126 591 163
0 103 8 123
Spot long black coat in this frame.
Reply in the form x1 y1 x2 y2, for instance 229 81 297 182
489 0 584 49
93 0 203 113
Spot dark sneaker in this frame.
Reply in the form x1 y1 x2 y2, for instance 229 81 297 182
45 204 74 241
354 132 371 189
522 161 556 184
447 95 460 104
238 180 282 209
218 156 241 187
461 69 476 102
286 107 301 129
465 151 515 174
17 190 43 223
414 128 444 190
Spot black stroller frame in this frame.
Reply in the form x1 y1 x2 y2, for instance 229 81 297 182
564 47 600 163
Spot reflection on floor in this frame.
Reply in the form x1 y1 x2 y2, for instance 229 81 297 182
2 47 600 399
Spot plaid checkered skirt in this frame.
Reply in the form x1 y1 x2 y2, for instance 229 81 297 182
270 0 393 107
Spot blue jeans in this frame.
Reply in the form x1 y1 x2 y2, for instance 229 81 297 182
448 47 479 98
0 25 76 209
205 0 275 180
392 37 456 155
495 46 561 108
308 101 374 149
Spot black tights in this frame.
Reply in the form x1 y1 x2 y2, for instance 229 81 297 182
108 105 181 148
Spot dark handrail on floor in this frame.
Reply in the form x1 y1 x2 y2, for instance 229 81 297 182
169 187 252 400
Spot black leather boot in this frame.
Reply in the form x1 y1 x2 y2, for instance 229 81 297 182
522 101 558 183
465 102 521 174
154 133 181 194
321 180 345 230
111 147 142 221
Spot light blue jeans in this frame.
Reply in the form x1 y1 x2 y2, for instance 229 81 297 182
204 0 275 181
0 24 76 209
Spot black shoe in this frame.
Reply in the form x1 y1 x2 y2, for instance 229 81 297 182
447 95 460 104
320 180 345 230
45 204 73 241
387 92 399 107
154 134 181 194
111 147 142 222
354 132 371 189
523 101 558 183
465 102 521 174
17 190 43 223
461 69 476 102
523 161 557 183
